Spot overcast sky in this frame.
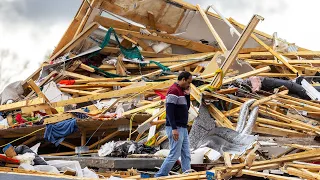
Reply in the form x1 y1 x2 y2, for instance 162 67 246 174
0 0 319 87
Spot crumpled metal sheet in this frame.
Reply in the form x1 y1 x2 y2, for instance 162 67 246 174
189 104 257 155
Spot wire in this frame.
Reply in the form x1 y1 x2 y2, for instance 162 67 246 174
0 127 46 148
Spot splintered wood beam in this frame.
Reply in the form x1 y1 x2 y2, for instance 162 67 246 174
93 15 141 32
73 0 102 38
230 19 298 73
44 113 75 124
59 88 98 95
145 52 215 62
196 4 227 53
49 23 99 62
112 28 218 53
51 1 90 57
101 47 178 58
130 61 200 81
222 66 271 84
122 101 163 116
241 170 295 180
285 167 318 180
210 15 264 88
0 98 45 112
79 63 95 72
89 131 121 149
21 104 51 115
27 79 57 115
62 71 95 80
209 104 235 130
52 80 173 107
74 77 128 84
147 11 156 30
131 36 154 52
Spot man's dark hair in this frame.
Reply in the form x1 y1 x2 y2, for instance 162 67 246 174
178 71 192 81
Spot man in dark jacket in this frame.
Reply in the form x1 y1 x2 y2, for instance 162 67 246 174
155 71 192 177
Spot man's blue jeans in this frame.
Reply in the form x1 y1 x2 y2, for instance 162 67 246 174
155 126 191 177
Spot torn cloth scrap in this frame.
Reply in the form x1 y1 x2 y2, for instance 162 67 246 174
44 118 78 146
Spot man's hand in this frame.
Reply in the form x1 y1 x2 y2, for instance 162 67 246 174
172 129 179 141
184 88 190 95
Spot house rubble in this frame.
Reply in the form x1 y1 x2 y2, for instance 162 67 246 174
1 0 320 179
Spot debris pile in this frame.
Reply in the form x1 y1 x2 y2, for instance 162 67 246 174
1 0 320 179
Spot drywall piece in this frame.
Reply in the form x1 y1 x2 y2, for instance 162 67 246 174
147 108 160 141
42 82 71 103
301 79 320 101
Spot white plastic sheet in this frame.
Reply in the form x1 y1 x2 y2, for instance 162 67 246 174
98 141 115 157
15 152 35 165
34 165 60 174
83 167 99 178
47 160 83 177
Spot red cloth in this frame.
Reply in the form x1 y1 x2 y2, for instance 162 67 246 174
154 90 166 100
59 80 76 85
15 114 27 124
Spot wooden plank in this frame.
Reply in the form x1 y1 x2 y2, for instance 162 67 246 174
144 52 215 62
232 114 312 132
251 90 288 107
73 0 102 38
196 4 227 53
99 62 180 70
63 71 95 80
93 15 141 32
52 80 173 107
59 88 98 95
79 63 95 72
74 77 128 84
241 170 296 180
249 51 320 59
209 104 235 130
101 47 178 58
279 94 320 109
113 28 218 53
49 23 99 62
258 108 320 133
123 101 163 116
210 15 264 88
225 90 288 117
44 113 75 124
21 104 51 115
130 61 200 81
223 152 232 167
0 98 45 111
27 79 56 115
286 167 318 180
89 131 121 149
51 1 90 57
221 66 271 84
131 36 154 52
60 141 76 150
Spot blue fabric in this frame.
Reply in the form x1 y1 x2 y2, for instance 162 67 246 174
155 126 191 177
44 118 78 146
